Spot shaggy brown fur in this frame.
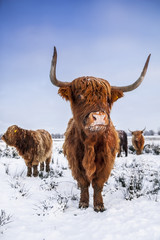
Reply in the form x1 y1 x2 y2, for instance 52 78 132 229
60 77 123 212
117 130 128 157
131 130 145 155
50 47 150 212
2 125 53 177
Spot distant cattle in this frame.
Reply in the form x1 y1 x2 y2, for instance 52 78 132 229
129 128 145 155
50 47 150 211
117 130 128 157
2 125 52 177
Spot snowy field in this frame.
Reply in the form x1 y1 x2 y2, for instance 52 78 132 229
0 137 160 240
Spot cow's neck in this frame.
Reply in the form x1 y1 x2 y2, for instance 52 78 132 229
15 130 30 151
78 127 111 146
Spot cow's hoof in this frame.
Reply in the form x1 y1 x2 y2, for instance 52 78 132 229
79 202 89 209
33 172 39 177
46 167 50 172
94 204 106 212
27 174 31 177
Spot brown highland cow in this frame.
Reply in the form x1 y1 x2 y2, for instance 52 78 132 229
129 128 145 155
50 47 150 212
2 125 53 177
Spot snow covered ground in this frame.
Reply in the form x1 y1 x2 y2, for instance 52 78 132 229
0 138 160 240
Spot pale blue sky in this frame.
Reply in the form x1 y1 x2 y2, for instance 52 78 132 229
0 0 160 134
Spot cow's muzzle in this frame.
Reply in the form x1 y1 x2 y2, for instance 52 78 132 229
84 111 110 132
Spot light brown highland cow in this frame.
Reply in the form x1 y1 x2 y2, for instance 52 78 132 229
129 128 145 155
2 125 52 177
50 47 150 212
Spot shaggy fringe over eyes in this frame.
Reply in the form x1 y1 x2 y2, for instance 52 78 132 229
58 77 112 103
58 77 123 107
72 77 112 103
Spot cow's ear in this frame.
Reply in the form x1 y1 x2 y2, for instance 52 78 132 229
58 87 71 101
111 88 124 103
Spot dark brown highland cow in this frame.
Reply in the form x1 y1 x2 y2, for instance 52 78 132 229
129 128 145 155
117 130 128 157
2 125 52 177
50 47 150 212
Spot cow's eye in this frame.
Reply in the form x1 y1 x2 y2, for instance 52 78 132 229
107 97 111 108
107 96 110 104
77 94 85 101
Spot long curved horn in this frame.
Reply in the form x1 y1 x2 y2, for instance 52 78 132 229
50 47 71 87
111 54 151 92
141 127 146 132
128 129 133 134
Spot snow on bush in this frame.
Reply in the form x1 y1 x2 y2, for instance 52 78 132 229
8 177 30 198
107 157 160 201
0 210 12 234
34 194 68 216
0 139 160 239
0 210 12 227
0 146 19 159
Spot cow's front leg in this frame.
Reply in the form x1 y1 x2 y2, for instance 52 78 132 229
27 166 32 177
77 175 90 209
25 161 32 177
92 180 105 212
79 184 90 209
32 159 39 177
40 162 44 171
33 165 39 177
